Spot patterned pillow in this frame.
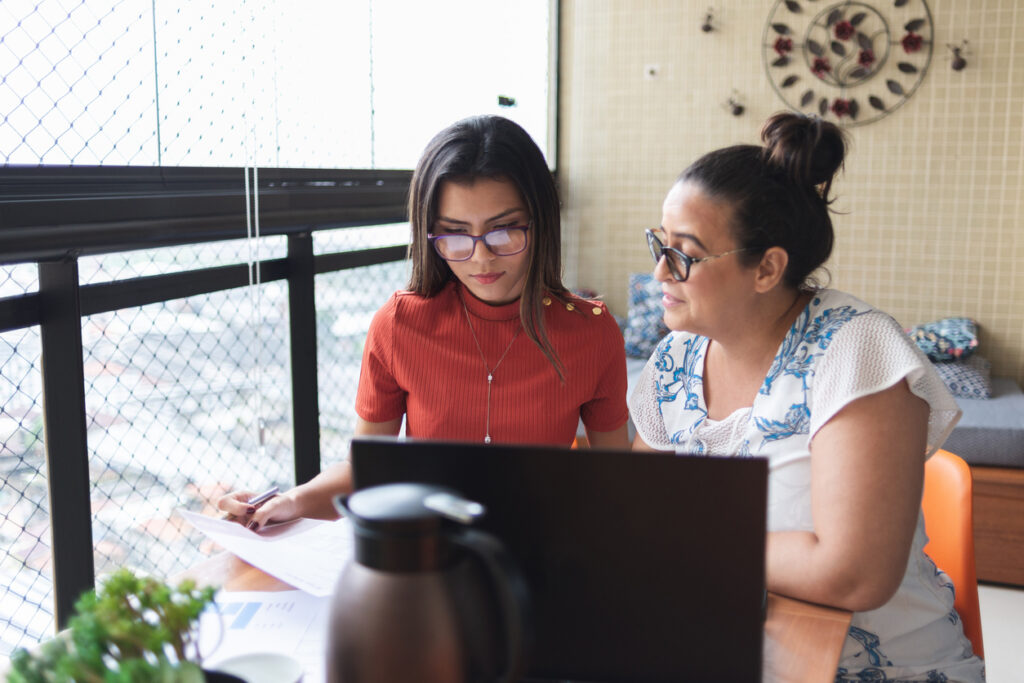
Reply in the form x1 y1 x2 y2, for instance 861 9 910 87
907 317 979 361
622 273 668 358
931 355 992 400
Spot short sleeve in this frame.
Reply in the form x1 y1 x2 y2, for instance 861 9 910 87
627 335 675 450
579 303 630 433
355 294 407 422
810 311 961 455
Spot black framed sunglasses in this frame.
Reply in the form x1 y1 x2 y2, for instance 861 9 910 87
645 229 748 282
427 225 530 262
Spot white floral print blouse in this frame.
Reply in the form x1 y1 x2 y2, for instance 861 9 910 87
629 289 985 682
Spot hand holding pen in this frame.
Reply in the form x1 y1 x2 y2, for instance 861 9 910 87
216 485 298 532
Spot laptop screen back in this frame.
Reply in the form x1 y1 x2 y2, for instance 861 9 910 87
350 438 767 682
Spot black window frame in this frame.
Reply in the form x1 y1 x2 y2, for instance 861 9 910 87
0 164 411 628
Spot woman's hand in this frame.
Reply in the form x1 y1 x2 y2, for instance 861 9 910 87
216 488 300 531
217 461 356 532
217 418 395 532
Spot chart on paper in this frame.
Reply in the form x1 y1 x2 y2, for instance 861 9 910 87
199 590 330 683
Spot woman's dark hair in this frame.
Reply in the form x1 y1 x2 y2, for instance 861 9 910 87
407 115 571 378
677 111 848 290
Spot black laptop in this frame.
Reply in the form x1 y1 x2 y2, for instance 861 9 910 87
349 437 768 683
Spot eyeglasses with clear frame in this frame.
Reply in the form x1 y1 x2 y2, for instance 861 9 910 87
427 225 530 262
645 228 748 282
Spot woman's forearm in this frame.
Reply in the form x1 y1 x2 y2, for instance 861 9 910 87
766 529 907 612
289 461 354 520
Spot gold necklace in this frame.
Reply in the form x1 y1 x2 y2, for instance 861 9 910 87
460 294 522 444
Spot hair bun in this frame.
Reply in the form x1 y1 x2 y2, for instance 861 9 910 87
761 112 847 190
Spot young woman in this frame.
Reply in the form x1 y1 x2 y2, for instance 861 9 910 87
219 115 629 529
630 113 984 681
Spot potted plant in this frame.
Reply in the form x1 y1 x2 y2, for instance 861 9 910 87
6 568 233 682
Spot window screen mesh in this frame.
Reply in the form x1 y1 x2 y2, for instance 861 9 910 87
1 0 550 661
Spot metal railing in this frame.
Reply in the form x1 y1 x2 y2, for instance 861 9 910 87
0 165 412 651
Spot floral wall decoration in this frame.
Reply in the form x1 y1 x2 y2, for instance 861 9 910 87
763 0 933 126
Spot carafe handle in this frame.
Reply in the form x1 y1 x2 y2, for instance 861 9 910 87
450 527 532 683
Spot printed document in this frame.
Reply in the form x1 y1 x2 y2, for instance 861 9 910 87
177 509 354 596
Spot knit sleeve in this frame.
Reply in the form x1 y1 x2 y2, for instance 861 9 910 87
627 334 675 450
354 294 406 423
579 303 630 433
810 310 961 455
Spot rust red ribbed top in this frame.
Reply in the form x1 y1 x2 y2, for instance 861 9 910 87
355 281 628 445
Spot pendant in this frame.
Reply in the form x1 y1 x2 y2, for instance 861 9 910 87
485 373 493 443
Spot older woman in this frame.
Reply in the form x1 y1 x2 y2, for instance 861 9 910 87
630 112 984 681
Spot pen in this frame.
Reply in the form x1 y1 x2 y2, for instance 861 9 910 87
220 486 279 521
246 486 279 507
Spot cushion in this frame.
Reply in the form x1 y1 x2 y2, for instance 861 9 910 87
622 273 668 358
907 317 979 361
932 355 992 400
943 377 1024 468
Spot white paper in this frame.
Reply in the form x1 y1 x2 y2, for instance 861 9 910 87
177 509 354 596
198 590 329 683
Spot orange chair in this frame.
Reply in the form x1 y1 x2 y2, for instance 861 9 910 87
921 448 984 659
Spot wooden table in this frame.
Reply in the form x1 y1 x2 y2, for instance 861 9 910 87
762 592 852 682
182 553 852 683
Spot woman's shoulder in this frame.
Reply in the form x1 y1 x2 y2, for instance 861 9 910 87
545 291 611 321
388 282 457 311
367 285 458 335
809 288 875 313
564 291 611 315
809 289 907 340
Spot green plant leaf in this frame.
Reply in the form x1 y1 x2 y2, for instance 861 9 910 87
7 569 216 683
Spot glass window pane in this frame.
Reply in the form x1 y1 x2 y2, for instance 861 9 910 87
315 233 410 460
0 327 53 658
264 2 373 169
370 0 552 168
0 0 552 169
78 237 288 286
313 223 409 255
0 1 157 165
83 285 294 579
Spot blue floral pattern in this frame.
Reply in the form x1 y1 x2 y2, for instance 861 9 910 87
657 296 866 455
847 626 893 668
834 668 951 682
636 290 985 683
653 335 709 450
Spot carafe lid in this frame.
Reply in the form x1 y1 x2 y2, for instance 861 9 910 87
336 483 486 571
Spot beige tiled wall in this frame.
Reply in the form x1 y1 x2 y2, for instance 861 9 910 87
559 0 1024 384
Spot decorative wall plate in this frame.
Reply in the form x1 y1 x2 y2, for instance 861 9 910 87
763 0 933 126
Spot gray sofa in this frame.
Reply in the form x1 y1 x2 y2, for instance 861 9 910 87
944 376 1024 586
944 377 1024 468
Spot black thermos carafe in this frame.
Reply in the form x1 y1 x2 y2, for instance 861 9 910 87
327 483 531 682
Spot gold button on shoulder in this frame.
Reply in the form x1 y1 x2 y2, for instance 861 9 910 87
592 306 603 315
565 302 575 311
542 296 552 306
